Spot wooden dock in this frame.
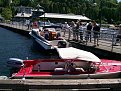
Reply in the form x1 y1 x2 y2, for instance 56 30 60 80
0 78 121 91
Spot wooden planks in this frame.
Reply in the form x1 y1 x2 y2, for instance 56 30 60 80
0 79 121 91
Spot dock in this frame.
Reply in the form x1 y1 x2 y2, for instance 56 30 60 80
0 78 121 91
0 22 30 36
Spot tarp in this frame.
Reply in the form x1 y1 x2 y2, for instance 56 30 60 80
56 47 101 62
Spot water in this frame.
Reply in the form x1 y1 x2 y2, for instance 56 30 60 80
0 27 58 76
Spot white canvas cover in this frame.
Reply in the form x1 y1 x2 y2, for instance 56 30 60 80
56 47 101 62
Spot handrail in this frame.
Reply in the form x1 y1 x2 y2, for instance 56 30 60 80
63 28 121 53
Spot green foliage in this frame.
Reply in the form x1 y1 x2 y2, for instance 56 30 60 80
12 0 20 6
1 7 12 20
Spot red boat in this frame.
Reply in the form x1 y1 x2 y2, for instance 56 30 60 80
8 47 121 79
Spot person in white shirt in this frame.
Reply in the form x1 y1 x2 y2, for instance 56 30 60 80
70 21 76 40
113 24 121 45
26 19 30 29
62 22 70 37
79 22 84 42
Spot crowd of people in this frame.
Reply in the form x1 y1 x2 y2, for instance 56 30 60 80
62 20 101 47
113 24 121 45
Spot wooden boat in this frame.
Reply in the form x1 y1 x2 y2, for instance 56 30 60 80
29 25 69 50
7 47 121 79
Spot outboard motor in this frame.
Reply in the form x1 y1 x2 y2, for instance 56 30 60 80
7 58 24 68
58 41 67 48
7 58 24 76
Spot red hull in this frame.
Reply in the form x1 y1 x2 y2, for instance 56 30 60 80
11 59 121 79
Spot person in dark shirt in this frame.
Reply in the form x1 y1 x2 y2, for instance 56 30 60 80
44 29 49 40
70 21 76 41
75 21 80 41
116 24 121 44
93 21 100 47
86 22 92 42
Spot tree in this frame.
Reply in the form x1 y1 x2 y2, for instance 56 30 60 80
1 7 12 20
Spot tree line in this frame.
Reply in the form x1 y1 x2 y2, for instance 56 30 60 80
0 0 121 24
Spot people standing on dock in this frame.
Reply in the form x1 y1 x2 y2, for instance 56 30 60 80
30 20 33 29
62 22 70 37
75 20 80 41
86 22 92 42
79 21 84 42
26 19 30 29
117 24 121 44
113 24 121 45
70 21 76 40
92 21 100 47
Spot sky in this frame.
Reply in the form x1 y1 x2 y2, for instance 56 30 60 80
118 0 121 2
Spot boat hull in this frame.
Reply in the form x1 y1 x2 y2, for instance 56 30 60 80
30 31 52 50
11 59 121 79
29 30 69 50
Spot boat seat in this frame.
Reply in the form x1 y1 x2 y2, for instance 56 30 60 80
54 68 65 72
75 68 85 72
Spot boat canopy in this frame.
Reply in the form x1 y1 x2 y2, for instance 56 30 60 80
56 47 101 62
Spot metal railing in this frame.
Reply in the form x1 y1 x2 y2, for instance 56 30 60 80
63 28 121 53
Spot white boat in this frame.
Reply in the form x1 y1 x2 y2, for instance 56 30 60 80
8 47 121 79
29 25 69 50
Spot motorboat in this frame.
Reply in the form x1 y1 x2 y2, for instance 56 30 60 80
29 25 69 50
7 47 121 79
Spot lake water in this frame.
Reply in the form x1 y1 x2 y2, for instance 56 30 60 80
0 27 58 76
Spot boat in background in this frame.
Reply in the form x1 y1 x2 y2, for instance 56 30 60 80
7 47 121 79
29 25 69 50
